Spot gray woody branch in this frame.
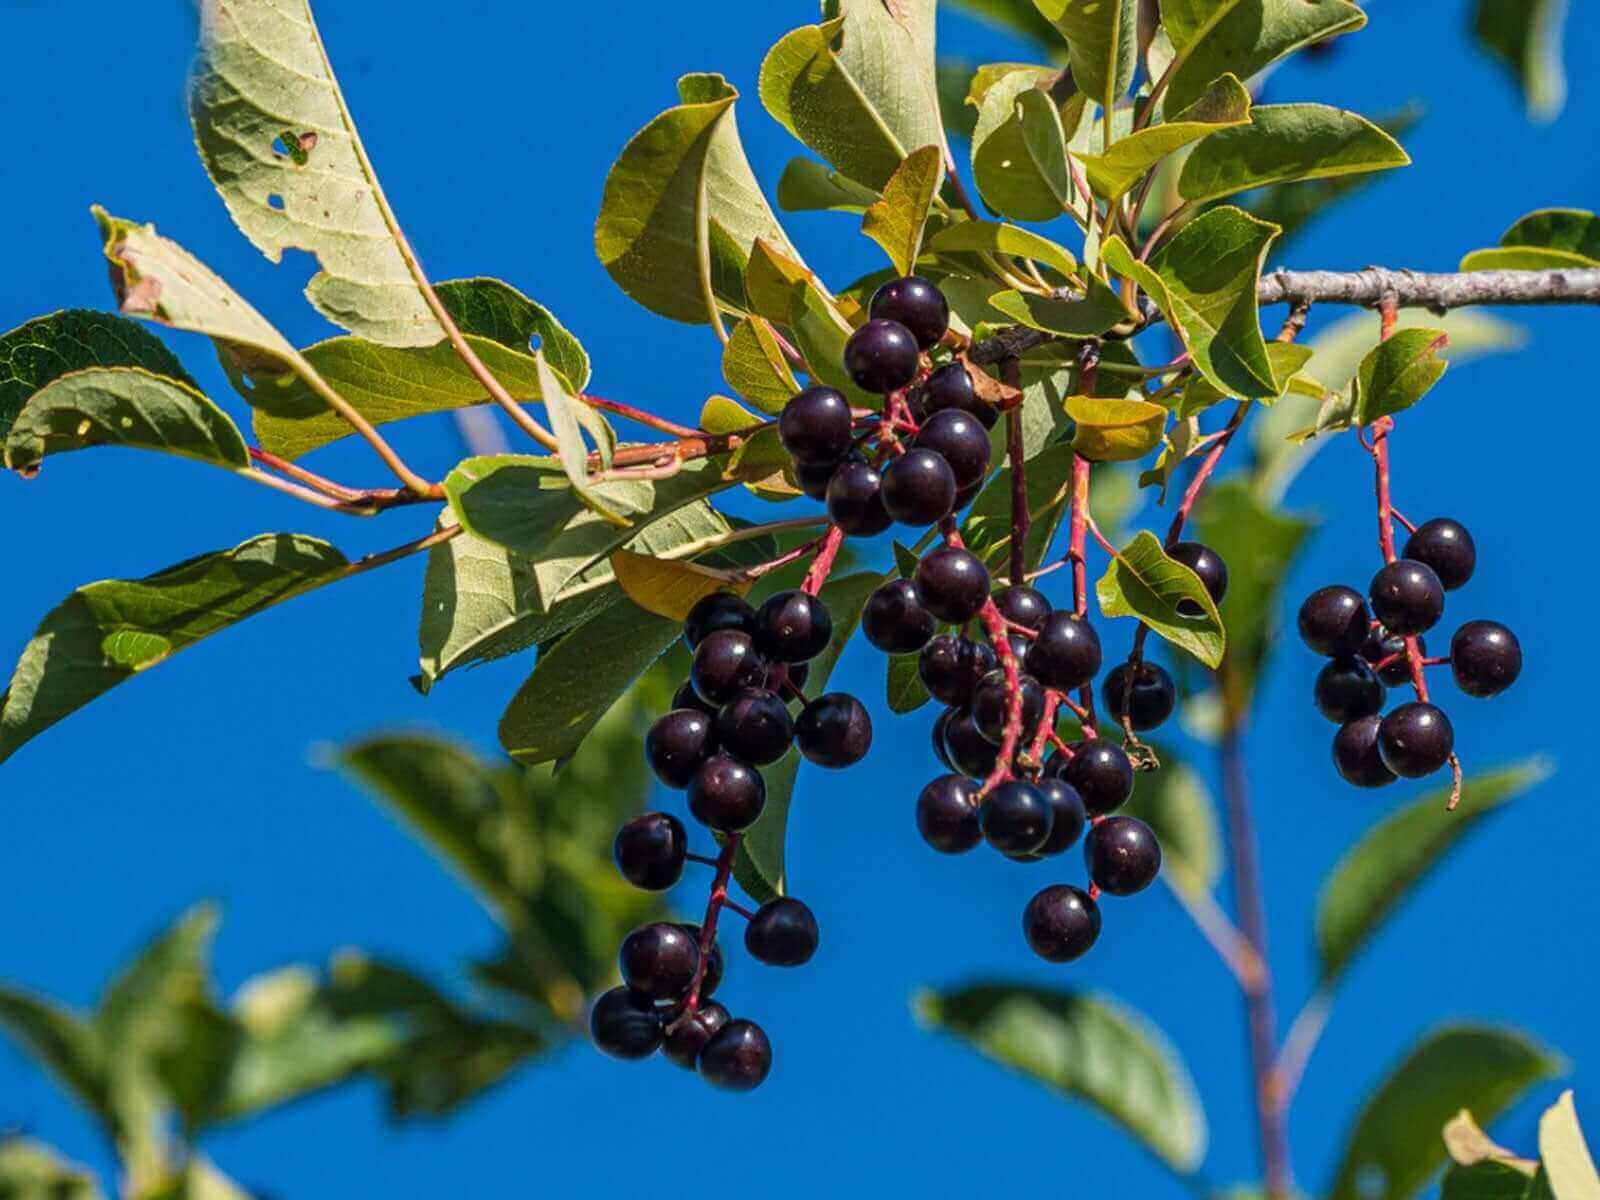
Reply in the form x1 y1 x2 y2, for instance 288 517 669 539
969 266 1600 365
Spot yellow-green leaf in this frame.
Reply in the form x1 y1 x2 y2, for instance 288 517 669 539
925 220 1077 277
1066 395 1167 462
610 551 751 622
1079 74 1251 200
863 146 945 275
722 320 800 414
990 279 1133 339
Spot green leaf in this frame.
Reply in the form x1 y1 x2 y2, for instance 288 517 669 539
972 70 1074 221
0 1138 104 1200
0 534 349 766
537 350 622 522
1329 1026 1562 1200
1442 1162 1552 1200
722 318 800 414
436 278 590 391
1103 207 1280 398
737 571 883 900
0 309 194 442
788 282 879 409
1473 0 1569 123
1123 749 1220 896
863 146 945 276
1352 328 1450 425
1096 530 1225 667
4 368 249 474
990 281 1132 339
597 75 798 329
1161 0 1367 116
0 991 106 1121
1034 0 1138 113
1066 395 1168 462
1462 209 1600 272
190 0 441 346
1178 103 1410 206
1540 1091 1600 1200
915 984 1206 1171
887 653 932 714
776 158 884 214
962 443 1078 574
1175 342 1316 419
1315 759 1553 986
925 220 1077 276
945 0 1066 47
1079 74 1252 200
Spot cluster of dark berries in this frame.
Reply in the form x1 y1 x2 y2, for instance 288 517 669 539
590 590 859 1090
1299 517 1521 788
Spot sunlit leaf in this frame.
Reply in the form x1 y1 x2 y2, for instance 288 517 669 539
1096 530 1225 668
863 146 945 276
1079 74 1252 201
1178 104 1409 206
1066 395 1167 462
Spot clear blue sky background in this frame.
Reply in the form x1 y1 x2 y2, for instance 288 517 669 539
2 2 1596 1196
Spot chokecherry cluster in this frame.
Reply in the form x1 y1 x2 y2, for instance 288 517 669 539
590 589 858 1090
1299 514 1522 790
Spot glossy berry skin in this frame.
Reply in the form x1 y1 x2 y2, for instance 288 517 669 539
1084 816 1162 896
869 275 950 350
1026 613 1102 691
941 707 1000 778
683 592 756 651
916 774 983 853
863 578 937 653
914 547 991 623
661 1001 729 1070
881 448 957 525
952 476 985 512
972 669 1046 746
930 709 956 770
1369 560 1445 637
698 1019 772 1092
614 812 688 891
1032 778 1088 857
756 590 833 663
745 897 820 966
676 924 723 999
1023 884 1102 963
922 360 998 428
844 318 920 394
1331 714 1396 788
914 409 992 490
1405 518 1476 590
589 986 663 1059
1101 661 1176 732
1299 586 1371 657
826 460 893 536
1361 626 1424 687
1168 541 1228 614
795 692 873 768
619 922 701 1002
644 709 718 789
1451 620 1522 697
981 780 1054 855
688 754 767 832
672 679 718 716
1313 658 1384 723
691 630 767 706
1062 741 1135 816
992 584 1052 633
920 635 997 706
767 660 809 696
1378 702 1455 778
714 689 794 766
778 385 854 465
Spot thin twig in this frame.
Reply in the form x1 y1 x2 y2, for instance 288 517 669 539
1165 876 1267 993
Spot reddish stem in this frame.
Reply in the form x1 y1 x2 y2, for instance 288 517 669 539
1026 691 1065 766
802 526 847 596
1067 454 1100 735
248 448 433 511
1368 416 1430 701
582 393 703 438
682 832 741 1016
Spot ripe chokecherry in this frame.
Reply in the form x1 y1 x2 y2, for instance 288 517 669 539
755 590 833 663
677 924 723 999
1168 541 1229 613
619 922 701 1001
862 578 937 653
1084 816 1162 896
1360 625 1423 687
917 774 982 853
826 460 893 536
745 897 820 966
844 318 919 394
698 1019 772 1091
691 629 767 706
1405 518 1476 590
778 385 854 465
1299 585 1371 657
661 1001 729 1070
914 409 992 490
942 707 1000 778
992 584 1052 632
614 811 688 891
1061 741 1135 816
914 546 990 622
1377 701 1454 777
1313 658 1384 723
972 669 1046 745
869 275 949 350
683 591 756 650
1025 613 1102 691
1331 714 1396 788
881 447 957 525
1451 620 1522 697
1023 884 1101 962
920 634 996 706
688 754 767 832
590 986 663 1059
645 709 718 789
922 360 998 428
1101 661 1176 732
981 780 1054 855
1369 559 1445 636
672 679 718 716
795 692 873 768
715 688 794 766
1026 778 1087 858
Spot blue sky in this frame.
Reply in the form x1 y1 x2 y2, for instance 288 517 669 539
2 2 1597 1196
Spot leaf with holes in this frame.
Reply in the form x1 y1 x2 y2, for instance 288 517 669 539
1078 75 1251 200
863 146 944 276
1096 530 1225 668
972 71 1073 222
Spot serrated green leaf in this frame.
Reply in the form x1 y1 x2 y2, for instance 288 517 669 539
1316 759 1553 986
1079 74 1252 200
972 70 1073 221
1352 328 1449 425
1462 209 1600 272
916 984 1206 1171
1066 395 1167 462
990 281 1132 339
0 534 349 766
863 145 944 276
1178 103 1409 206
1096 530 1225 667
1473 0 1569 123
925 220 1077 276
1034 0 1137 114
722 319 800 414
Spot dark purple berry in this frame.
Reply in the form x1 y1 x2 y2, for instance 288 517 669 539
1360 626 1423 687
1101 661 1176 732
698 1019 772 1091
1314 658 1384 723
914 409 992 490
1168 541 1228 614
619 923 701 1001
952 476 985 511
942 707 1000 777
755 590 833 663
869 275 949 350
1084 816 1162 895
590 986 663 1059
826 460 893 536
1332 714 1396 788
921 361 997 428
980 780 1054 855
1377 702 1454 777
863 578 938 653
745 897 819 966
972 669 1046 745
715 688 794 766
795 692 872 768
992 584 1051 633
691 629 767 706
914 547 990 623
673 679 718 716
844 319 920 394
1369 559 1445 637
614 811 688 890
683 591 756 650
916 774 982 852
1032 778 1088 857
795 456 840 501
931 709 956 770
676 924 723 999
1062 741 1135 816
919 635 996 706
881 448 957 525
1025 613 1102 691
1450 620 1521 697
778 385 853 464
662 1001 729 1070
767 659 810 697
687 754 767 832
1023 884 1101 962
645 709 718 789
1405 518 1475 590
1299 586 1371 657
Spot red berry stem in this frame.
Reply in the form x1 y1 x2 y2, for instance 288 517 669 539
801 525 847 596
681 831 742 1017
1066 452 1101 736
1026 690 1066 765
